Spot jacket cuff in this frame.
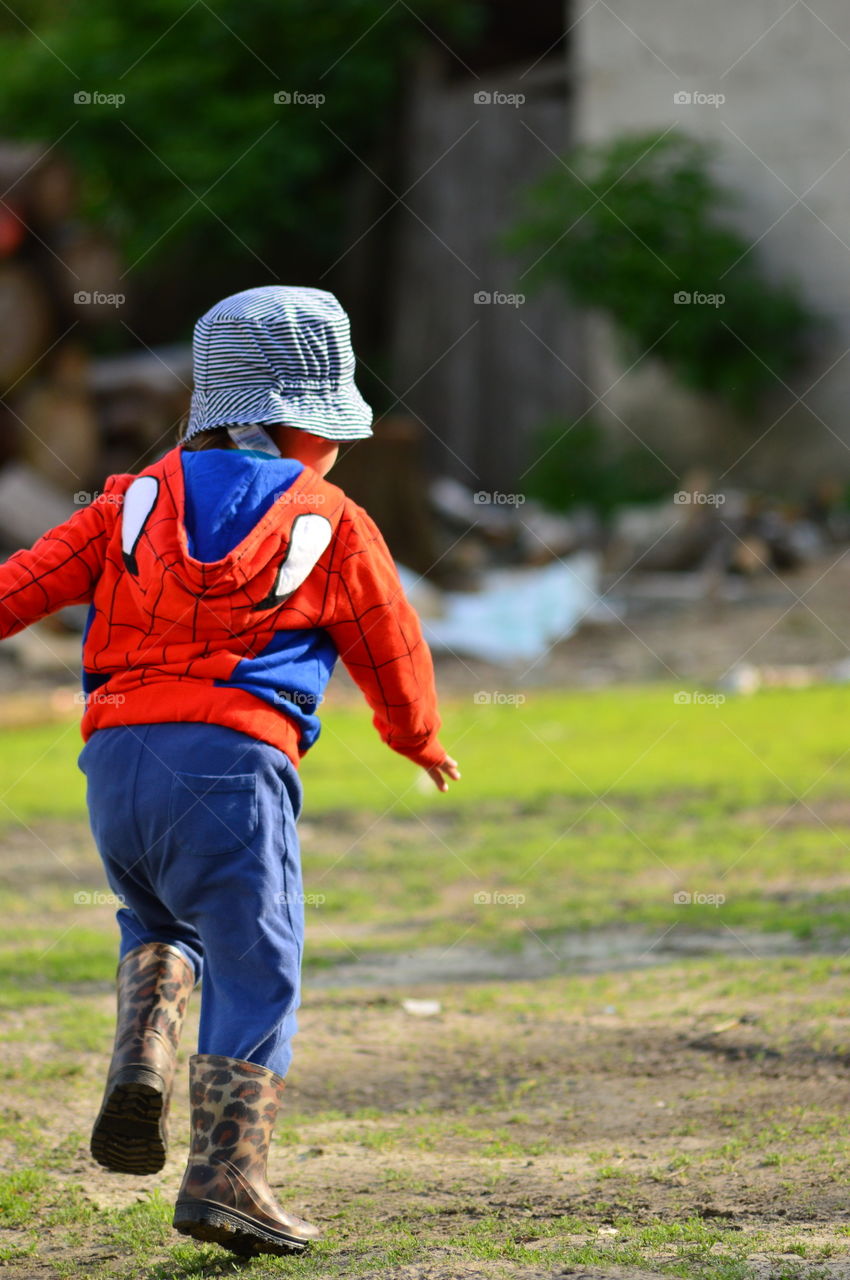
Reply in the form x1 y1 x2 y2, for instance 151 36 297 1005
405 737 448 770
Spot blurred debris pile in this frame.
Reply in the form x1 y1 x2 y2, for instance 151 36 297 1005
421 465 850 587
428 475 602 586
604 470 846 580
380 461 850 667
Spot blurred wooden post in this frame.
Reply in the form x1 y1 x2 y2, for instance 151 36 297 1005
330 414 440 574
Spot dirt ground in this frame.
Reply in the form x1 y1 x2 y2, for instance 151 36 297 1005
3 823 850 1278
3 952 850 1278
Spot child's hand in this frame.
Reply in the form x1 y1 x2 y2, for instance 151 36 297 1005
425 755 461 793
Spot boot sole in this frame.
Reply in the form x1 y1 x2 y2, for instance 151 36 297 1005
172 1200 311 1256
90 1067 167 1175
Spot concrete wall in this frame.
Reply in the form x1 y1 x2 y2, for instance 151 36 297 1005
578 0 850 490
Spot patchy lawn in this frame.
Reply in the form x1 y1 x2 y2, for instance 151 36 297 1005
2 685 850 1277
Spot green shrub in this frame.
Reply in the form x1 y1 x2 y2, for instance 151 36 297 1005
507 130 818 415
525 418 672 515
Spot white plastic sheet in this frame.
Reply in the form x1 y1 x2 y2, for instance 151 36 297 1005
397 553 600 664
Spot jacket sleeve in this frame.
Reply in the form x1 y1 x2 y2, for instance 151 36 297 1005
0 483 122 639
325 504 447 769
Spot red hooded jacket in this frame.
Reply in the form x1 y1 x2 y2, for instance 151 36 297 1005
0 446 445 770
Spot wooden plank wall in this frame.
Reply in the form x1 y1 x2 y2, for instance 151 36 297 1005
388 43 586 494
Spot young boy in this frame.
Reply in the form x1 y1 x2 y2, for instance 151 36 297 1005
0 286 459 1258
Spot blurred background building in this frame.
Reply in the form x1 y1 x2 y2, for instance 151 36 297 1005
579 0 850 491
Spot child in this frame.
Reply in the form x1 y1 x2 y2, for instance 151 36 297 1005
0 285 459 1258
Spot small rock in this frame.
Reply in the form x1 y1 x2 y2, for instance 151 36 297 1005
401 998 442 1017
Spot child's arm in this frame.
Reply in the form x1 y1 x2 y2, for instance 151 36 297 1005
325 504 459 789
0 480 125 638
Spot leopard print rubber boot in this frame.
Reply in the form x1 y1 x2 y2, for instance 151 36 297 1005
172 1054 320 1256
90 942 195 1175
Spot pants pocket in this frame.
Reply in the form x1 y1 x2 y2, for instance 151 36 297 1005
169 772 258 856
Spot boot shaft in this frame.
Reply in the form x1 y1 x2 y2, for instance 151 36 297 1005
187 1054 284 1169
91 942 195 1176
175 1053 320 1251
112 943 195 1076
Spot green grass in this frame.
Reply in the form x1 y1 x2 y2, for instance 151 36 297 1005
3 685 850 984
305 684 850 949
4 682 850 820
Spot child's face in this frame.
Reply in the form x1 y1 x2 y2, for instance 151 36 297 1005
273 426 339 477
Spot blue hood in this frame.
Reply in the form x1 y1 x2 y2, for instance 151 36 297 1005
181 448 304 562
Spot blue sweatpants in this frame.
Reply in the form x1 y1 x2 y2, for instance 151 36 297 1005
78 722 305 1077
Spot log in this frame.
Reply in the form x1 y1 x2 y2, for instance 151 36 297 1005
0 461 75 548
15 387 100 493
87 344 192 458
0 205 26 258
0 262 53 391
0 406 19 467
14 344 101 493
0 144 76 226
2 622 87 672
88 344 193 396
51 225 125 317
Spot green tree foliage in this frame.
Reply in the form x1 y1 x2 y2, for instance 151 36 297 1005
507 131 818 415
0 0 480 310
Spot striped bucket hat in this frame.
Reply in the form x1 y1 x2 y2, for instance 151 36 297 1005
184 285 373 443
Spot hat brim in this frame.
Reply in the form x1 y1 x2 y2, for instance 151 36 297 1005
185 383 374 442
